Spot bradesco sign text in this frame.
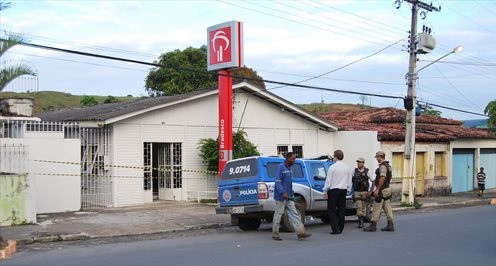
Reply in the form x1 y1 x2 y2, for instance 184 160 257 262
207 21 243 71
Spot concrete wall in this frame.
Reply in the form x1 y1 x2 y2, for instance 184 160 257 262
332 131 380 168
0 174 36 226
380 141 451 199
23 133 81 213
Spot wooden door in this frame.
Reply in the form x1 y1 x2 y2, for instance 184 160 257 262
415 152 426 196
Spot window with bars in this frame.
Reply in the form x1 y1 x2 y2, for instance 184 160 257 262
277 145 303 158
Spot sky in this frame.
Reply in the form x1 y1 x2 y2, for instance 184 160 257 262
1 0 495 120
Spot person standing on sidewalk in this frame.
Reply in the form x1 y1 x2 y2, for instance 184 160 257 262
272 152 311 241
364 151 395 232
352 157 375 229
323 149 352 235
476 167 486 197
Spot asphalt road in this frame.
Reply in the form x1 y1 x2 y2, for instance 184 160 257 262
4 205 496 266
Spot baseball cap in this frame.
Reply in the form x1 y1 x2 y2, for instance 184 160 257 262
356 157 365 162
375 151 385 157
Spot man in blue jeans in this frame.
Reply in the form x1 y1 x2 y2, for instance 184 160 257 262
272 152 311 241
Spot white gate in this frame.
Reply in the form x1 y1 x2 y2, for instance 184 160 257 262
80 127 113 209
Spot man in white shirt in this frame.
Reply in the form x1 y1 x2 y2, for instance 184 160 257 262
323 149 352 234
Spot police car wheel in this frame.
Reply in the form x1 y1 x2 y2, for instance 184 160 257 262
238 217 261 231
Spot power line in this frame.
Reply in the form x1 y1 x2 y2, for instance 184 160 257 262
217 0 397 47
5 39 488 117
418 100 488 117
309 0 407 35
268 38 405 90
267 0 402 43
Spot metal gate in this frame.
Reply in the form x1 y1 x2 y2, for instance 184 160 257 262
452 149 475 193
80 127 113 209
480 148 496 189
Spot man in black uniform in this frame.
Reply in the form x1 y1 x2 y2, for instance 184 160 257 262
352 157 374 228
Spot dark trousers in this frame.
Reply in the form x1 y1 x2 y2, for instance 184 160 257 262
327 188 347 233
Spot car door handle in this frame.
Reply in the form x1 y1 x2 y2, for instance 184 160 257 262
314 184 322 188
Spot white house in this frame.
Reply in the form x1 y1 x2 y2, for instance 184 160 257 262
42 82 340 208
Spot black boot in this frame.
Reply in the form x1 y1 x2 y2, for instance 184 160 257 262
363 221 376 232
357 216 364 228
381 220 395 232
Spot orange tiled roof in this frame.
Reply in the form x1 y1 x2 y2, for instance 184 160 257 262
318 107 493 142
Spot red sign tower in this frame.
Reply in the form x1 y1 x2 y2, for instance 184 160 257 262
207 21 243 175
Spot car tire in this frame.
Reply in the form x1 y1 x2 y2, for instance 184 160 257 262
238 217 261 231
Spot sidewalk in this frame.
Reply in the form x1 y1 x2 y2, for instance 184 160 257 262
1 189 495 246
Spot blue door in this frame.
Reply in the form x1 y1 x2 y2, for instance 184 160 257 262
480 148 496 189
452 149 475 193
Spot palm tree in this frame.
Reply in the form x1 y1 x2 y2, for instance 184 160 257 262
1 2 37 92
1 33 37 91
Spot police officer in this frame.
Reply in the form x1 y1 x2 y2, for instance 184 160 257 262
352 157 374 228
363 151 395 232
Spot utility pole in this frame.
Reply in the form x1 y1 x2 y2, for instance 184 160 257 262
397 0 440 204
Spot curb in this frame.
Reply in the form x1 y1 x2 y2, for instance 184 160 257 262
14 222 232 247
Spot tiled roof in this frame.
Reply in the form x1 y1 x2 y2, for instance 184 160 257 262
40 82 338 131
41 88 216 122
318 107 494 142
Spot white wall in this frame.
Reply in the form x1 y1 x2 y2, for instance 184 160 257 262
333 131 380 168
27 136 81 213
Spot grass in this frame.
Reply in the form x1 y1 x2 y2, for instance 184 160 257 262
400 200 423 209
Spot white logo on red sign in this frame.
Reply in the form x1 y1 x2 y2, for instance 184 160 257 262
222 189 232 202
211 29 230 63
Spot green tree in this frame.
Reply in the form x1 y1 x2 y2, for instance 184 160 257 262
80 95 98 106
485 100 496 134
145 45 265 97
104 95 119 104
420 104 442 117
199 130 260 172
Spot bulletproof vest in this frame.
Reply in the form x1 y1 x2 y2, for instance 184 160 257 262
352 168 369 192
375 161 392 190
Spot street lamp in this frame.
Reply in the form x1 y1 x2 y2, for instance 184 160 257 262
402 45 463 204
417 46 463 73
